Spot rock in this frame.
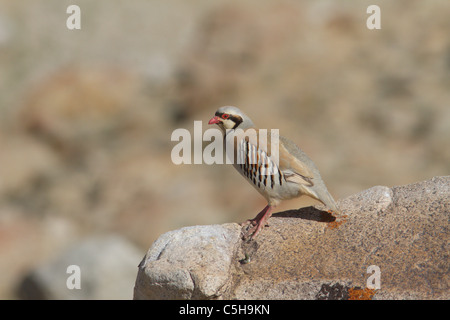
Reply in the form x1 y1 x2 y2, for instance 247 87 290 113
134 224 242 299
17 235 142 300
134 176 450 300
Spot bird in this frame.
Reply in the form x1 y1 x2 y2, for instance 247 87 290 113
208 106 340 240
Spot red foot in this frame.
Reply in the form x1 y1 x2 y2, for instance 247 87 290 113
240 205 272 240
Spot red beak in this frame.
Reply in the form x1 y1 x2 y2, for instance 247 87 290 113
208 116 221 125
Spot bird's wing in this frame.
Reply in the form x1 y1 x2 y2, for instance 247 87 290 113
277 135 315 186
231 128 315 186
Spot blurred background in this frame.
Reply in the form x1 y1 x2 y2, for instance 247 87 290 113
0 0 449 299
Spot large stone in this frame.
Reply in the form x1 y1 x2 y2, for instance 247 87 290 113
134 224 242 299
134 176 449 300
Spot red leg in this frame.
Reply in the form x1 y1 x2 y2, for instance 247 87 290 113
241 205 272 240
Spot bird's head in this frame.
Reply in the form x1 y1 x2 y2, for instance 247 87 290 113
208 106 254 133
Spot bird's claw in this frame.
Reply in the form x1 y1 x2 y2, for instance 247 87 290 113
240 205 272 240
240 219 257 227
240 219 268 241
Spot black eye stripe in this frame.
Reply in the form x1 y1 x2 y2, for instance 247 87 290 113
217 113 230 120
214 112 243 128
231 115 243 128
215 113 238 121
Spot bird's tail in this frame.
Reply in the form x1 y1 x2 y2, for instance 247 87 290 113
312 185 340 214
321 191 340 214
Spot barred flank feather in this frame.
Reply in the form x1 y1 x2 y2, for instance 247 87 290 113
238 138 285 190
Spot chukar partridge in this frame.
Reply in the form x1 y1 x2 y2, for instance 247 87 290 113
208 106 339 240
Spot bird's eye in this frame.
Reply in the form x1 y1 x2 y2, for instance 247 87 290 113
222 114 230 120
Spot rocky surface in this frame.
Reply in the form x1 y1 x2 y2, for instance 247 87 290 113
134 224 241 299
134 176 450 300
